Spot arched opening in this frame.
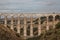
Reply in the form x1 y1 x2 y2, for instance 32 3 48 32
0 15 5 24
55 15 60 21
40 16 46 24
48 15 53 22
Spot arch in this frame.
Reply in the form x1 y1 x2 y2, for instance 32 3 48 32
48 15 53 22
55 15 60 21
40 16 46 24
20 13 25 17
40 16 46 21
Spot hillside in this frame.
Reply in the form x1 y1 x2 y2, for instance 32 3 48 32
0 24 23 40
27 22 60 40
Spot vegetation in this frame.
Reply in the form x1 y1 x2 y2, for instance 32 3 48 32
0 24 24 40
55 22 60 29
27 22 60 40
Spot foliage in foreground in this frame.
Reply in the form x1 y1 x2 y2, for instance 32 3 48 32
0 24 24 40
27 22 60 40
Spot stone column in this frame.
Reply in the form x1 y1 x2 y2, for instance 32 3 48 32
24 17 27 36
17 16 20 33
38 17 41 35
46 16 49 30
4 16 7 27
11 16 14 30
30 16 33 36
53 16 55 29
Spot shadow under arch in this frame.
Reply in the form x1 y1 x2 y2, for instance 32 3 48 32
40 16 46 24
48 15 53 22
55 15 60 21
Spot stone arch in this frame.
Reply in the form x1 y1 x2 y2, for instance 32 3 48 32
55 15 60 21
0 13 5 21
20 13 26 24
40 16 46 24
48 15 53 22
20 13 25 17
0 13 7 19
0 14 5 24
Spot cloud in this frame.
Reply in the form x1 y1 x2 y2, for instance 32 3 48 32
44 2 56 6
0 0 60 12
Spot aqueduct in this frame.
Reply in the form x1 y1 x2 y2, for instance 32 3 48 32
0 13 60 39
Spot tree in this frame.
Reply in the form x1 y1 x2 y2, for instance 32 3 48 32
55 22 60 29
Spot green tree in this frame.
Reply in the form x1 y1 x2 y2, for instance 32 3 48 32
55 22 60 29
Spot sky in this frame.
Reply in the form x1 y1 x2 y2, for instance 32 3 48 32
0 0 60 13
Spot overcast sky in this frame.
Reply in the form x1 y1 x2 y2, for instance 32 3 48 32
0 0 60 13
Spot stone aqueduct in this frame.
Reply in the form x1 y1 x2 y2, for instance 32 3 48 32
0 13 60 38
